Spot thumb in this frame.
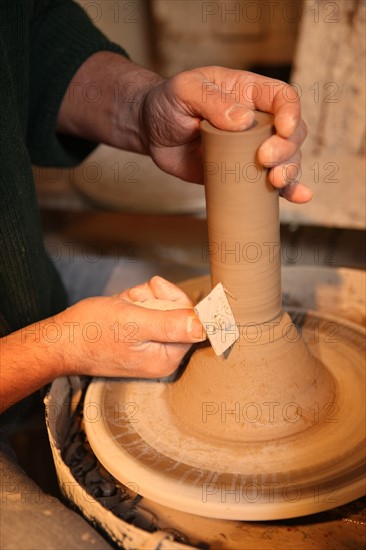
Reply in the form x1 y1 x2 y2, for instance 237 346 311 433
196 81 254 131
174 69 255 131
131 303 206 344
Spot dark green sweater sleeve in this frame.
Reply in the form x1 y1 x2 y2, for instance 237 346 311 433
27 0 128 167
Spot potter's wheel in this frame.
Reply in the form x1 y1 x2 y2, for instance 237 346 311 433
85 114 365 521
85 301 365 520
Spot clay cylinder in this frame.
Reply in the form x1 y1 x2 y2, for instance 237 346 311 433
201 112 280 325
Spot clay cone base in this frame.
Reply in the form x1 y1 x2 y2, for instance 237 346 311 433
85 308 365 520
168 311 335 443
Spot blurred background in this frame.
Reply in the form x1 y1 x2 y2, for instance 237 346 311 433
76 0 301 77
35 0 365 296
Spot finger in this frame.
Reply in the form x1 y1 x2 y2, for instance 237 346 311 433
118 277 193 308
176 69 302 138
245 73 302 138
258 119 307 167
149 276 193 306
279 182 313 204
127 305 206 344
259 116 309 203
271 83 302 139
267 151 313 203
119 281 156 303
268 151 302 189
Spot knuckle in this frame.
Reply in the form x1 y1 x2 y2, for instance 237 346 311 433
150 275 163 287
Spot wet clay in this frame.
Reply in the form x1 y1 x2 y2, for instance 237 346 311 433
84 113 365 520
168 114 334 441
201 113 281 324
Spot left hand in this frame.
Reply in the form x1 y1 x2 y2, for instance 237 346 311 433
59 276 205 380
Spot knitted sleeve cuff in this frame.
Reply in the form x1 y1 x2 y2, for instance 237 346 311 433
28 0 129 167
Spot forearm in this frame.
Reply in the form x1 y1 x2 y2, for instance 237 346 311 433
56 52 163 154
0 317 66 413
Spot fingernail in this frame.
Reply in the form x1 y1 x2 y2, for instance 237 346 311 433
226 105 253 126
187 315 206 341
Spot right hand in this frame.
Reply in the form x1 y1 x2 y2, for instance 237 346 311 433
59 276 205 379
139 66 310 203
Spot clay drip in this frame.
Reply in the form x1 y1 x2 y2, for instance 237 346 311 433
168 113 335 442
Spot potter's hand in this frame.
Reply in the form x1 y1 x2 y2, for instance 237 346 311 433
58 54 309 203
61 276 204 379
0 277 205 412
141 67 310 203
1 277 204 412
